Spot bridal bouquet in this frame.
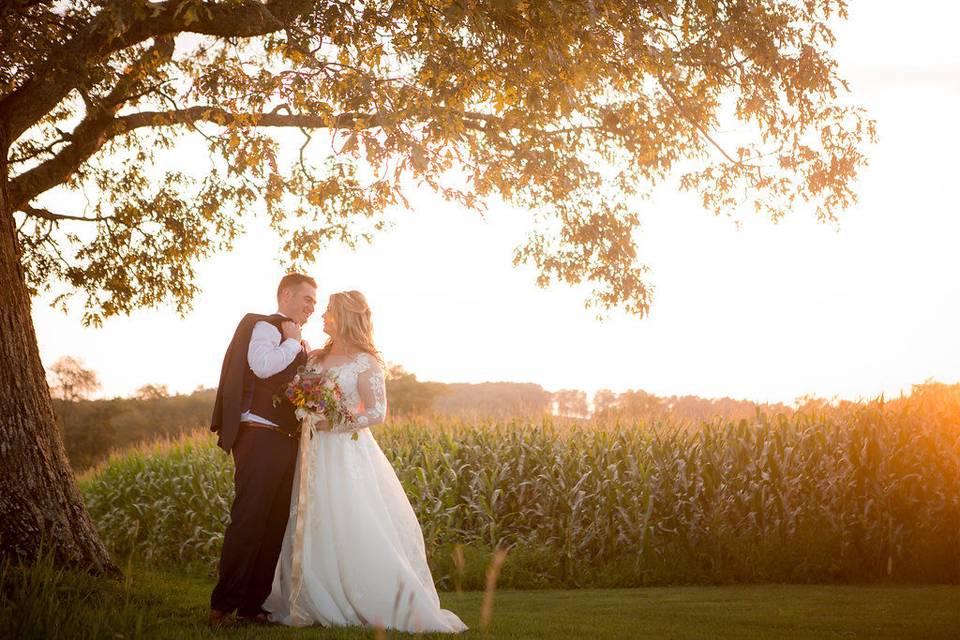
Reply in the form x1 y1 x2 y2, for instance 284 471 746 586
278 368 358 436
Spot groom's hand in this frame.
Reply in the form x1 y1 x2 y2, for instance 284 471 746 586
281 320 302 342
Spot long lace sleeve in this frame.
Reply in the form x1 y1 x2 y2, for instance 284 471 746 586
332 355 387 433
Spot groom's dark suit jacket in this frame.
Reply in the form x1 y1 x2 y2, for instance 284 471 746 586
210 313 305 452
210 313 303 615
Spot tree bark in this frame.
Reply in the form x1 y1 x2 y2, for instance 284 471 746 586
0 126 118 576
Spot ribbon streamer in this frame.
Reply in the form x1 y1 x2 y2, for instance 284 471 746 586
288 413 315 626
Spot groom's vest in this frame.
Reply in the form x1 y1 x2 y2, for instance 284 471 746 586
242 315 308 436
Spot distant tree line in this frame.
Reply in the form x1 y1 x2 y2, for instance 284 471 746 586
54 389 216 471
590 389 793 423
49 356 954 472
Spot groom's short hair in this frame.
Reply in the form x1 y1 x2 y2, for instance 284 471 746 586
277 273 317 299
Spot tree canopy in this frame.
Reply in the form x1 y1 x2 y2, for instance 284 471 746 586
0 0 878 573
3 0 873 323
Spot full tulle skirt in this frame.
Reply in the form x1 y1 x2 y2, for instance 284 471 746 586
264 428 467 633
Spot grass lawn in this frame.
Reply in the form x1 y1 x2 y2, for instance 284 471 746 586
4 566 959 639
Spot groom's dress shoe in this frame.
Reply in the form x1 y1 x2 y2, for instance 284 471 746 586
207 609 235 629
237 611 273 626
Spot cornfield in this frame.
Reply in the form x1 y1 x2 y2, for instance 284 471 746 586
80 396 960 588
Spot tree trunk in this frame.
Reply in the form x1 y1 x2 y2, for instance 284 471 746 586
0 127 118 576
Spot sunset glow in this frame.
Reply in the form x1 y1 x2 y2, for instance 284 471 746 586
29 2 960 405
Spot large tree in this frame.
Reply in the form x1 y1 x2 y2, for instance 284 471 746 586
0 0 873 573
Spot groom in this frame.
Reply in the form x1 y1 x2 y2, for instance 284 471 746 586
208 273 317 627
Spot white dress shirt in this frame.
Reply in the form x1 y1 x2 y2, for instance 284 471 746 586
240 313 303 426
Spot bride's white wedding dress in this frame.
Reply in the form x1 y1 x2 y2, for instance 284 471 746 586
264 352 467 633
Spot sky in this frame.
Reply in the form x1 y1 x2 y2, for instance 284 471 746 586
28 1 960 404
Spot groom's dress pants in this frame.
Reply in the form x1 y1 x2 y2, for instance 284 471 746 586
210 425 298 615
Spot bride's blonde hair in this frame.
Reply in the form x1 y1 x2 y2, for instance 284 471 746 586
317 290 383 363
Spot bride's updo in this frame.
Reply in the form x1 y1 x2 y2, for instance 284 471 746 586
316 290 383 363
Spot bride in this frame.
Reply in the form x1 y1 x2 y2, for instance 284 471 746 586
264 290 467 633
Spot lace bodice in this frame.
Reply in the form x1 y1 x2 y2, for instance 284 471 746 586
305 351 386 433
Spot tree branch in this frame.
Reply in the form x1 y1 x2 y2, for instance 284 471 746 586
97 35 176 113
8 130 71 165
18 203 108 222
8 112 118 210
654 75 756 170
8 36 179 210
6 106 388 209
118 106 401 131
6 100 509 210
8 98 562 212
0 0 316 141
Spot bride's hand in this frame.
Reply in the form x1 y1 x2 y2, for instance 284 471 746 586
312 416 331 432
